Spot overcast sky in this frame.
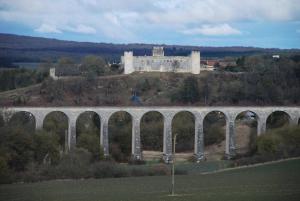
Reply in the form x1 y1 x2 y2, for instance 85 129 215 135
0 0 300 48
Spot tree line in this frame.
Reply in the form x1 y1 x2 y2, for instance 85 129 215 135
173 54 300 105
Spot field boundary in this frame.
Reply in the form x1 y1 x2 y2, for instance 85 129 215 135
201 157 300 175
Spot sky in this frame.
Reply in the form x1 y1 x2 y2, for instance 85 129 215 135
0 0 300 49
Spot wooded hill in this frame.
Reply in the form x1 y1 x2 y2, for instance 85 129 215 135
1 33 297 65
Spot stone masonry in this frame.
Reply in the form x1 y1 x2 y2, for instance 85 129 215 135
1 106 299 162
121 47 201 74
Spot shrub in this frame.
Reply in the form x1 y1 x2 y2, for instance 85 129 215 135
151 164 171 176
0 156 13 184
40 78 65 102
174 167 188 175
257 126 300 156
110 143 130 162
77 133 104 161
140 113 163 151
91 161 117 178
50 148 93 179
173 76 200 103
91 161 130 178
257 134 280 155
233 125 300 166
231 154 277 167
128 158 146 165
112 165 130 178
109 113 132 162
205 124 225 146
279 126 300 151
20 162 44 183
130 167 149 177
135 78 151 93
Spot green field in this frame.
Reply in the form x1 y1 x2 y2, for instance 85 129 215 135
1 159 300 201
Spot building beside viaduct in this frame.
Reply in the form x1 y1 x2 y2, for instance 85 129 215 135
1 106 299 162
121 47 201 74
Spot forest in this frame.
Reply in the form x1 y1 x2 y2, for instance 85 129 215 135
0 33 292 65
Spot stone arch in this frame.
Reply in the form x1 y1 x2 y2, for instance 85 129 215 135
140 111 164 160
43 111 69 126
76 111 101 139
76 111 101 158
203 110 227 160
172 111 195 157
234 110 259 155
8 111 36 133
43 111 69 150
266 111 291 130
108 111 133 162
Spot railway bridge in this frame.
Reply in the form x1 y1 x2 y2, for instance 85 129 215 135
1 106 299 162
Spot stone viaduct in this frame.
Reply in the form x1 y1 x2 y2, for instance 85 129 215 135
1 106 300 162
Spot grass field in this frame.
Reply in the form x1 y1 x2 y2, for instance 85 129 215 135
1 159 300 201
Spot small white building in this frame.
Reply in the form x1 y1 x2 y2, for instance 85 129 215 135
49 67 58 80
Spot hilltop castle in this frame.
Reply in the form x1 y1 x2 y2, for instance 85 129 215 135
121 47 200 74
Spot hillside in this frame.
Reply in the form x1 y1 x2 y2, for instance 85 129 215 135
0 34 299 107
0 72 198 106
0 33 295 65
0 69 299 107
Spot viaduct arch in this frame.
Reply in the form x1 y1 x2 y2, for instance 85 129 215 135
1 106 299 162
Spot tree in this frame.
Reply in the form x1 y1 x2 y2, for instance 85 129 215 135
40 78 65 103
76 112 102 160
81 55 107 76
108 112 132 162
38 58 53 73
43 112 68 150
77 134 104 161
179 76 200 103
0 126 34 171
32 130 60 164
172 112 194 152
58 57 75 67
56 57 78 76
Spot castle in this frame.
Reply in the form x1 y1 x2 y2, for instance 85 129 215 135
121 47 200 74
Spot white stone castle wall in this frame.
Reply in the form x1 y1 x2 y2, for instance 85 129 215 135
132 56 191 72
122 50 200 74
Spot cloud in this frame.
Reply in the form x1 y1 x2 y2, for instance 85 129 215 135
1 0 300 41
35 23 61 33
66 24 96 34
147 0 300 25
182 24 241 36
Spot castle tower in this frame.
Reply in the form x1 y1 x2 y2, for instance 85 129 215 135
49 67 58 80
124 51 134 74
152 46 164 57
190 51 201 74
